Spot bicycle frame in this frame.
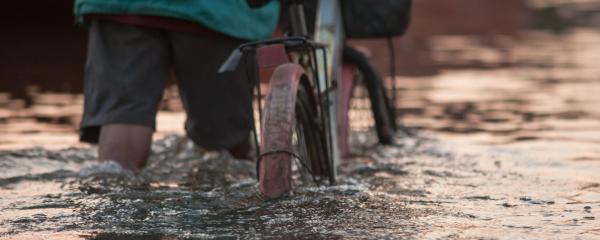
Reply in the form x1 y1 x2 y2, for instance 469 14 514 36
312 0 345 179
235 0 346 184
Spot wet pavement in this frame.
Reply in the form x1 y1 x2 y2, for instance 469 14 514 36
2 3 600 240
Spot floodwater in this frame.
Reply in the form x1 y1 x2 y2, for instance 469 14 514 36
2 4 600 240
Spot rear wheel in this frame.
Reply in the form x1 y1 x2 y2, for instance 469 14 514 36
259 64 333 199
339 46 396 155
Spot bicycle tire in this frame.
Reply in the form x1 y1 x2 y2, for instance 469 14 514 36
343 46 397 145
258 63 332 199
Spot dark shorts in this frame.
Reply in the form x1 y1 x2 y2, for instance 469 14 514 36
80 20 253 149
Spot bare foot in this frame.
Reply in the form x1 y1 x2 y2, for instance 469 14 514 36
79 160 134 177
104 158 145 171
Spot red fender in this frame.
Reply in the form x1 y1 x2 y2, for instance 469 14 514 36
260 63 306 152
259 63 306 199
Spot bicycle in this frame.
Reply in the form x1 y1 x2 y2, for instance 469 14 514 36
222 0 407 198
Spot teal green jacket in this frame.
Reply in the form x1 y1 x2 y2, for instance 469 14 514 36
74 0 280 40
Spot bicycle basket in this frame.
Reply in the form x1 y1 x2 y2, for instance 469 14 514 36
342 0 412 38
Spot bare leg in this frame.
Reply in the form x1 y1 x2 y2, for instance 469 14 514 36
98 124 153 171
227 136 253 161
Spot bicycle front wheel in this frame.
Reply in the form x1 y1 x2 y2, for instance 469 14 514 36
258 63 333 199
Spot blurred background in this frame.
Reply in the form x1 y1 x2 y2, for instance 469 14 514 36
1 0 599 152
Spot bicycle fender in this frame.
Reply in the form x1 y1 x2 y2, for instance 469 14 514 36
261 63 306 153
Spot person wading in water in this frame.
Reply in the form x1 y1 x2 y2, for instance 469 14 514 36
74 0 279 171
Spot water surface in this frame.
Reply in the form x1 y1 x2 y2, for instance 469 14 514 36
2 3 600 239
